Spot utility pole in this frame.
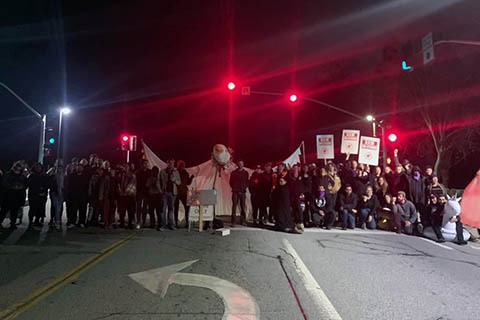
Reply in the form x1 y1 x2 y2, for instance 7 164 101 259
0 82 46 164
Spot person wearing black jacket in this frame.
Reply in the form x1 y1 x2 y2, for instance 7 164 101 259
310 185 335 229
357 185 380 229
272 176 296 232
424 194 446 242
339 185 358 230
249 165 265 225
174 160 194 227
289 165 306 229
0 161 27 229
71 165 91 227
27 163 48 228
229 160 249 226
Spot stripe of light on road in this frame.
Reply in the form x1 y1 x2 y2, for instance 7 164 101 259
417 237 453 250
0 232 135 320
282 238 342 320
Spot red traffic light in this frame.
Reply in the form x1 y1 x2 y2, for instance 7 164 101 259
121 135 129 142
227 81 236 91
289 94 298 102
388 133 398 143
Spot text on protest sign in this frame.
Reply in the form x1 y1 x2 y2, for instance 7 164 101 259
358 136 380 166
341 129 360 154
316 134 334 159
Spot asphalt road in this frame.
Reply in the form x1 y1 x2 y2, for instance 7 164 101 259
1 217 480 320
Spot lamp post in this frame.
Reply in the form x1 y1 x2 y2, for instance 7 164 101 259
57 107 71 159
0 82 47 164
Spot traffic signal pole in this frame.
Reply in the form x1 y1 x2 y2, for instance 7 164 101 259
0 82 46 164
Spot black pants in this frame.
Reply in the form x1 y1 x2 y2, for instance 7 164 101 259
136 194 148 225
147 194 162 227
231 192 246 223
0 200 23 227
28 196 47 223
251 194 263 221
66 195 75 225
456 217 465 242
291 198 303 224
174 193 190 226
72 197 88 225
118 196 136 227
431 214 445 241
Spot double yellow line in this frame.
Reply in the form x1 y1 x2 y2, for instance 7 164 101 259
0 232 135 320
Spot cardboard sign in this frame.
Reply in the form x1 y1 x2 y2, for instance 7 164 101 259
316 134 334 159
189 205 214 222
341 129 360 154
358 136 380 166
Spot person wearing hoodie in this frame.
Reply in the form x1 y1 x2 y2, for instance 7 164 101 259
309 184 335 229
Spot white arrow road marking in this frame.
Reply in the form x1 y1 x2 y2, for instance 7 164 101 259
283 239 342 320
129 259 260 320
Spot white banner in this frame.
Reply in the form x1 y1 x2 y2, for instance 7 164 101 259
341 129 360 154
316 135 334 159
358 136 380 166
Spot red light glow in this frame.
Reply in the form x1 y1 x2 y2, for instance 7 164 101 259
227 82 236 90
122 135 129 142
289 94 298 102
388 133 398 142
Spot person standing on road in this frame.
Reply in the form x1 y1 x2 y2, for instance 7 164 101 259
261 162 274 224
174 160 194 227
48 159 65 231
229 159 249 226
88 168 102 227
65 163 77 228
0 161 28 230
272 176 297 233
249 165 265 226
146 166 162 229
339 185 358 230
117 165 137 229
27 163 48 228
70 164 90 228
135 159 150 229
393 191 417 235
160 158 181 230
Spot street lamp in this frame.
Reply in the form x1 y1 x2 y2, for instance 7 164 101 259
57 107 72 159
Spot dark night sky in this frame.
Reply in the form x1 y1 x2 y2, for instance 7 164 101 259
1 0 479 186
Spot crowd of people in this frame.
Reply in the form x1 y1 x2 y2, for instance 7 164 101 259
230 149 470 244
0 154 193 232
0 149 472 245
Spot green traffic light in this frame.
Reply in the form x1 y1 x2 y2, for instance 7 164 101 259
49 138 55 144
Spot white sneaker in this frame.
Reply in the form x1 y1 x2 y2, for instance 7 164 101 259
79 224 86 228
67 223 75 229
135 224 141 230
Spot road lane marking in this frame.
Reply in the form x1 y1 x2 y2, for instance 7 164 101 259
470 245 480 250
0 232 135 320
417 237 453 250
129 259 260 320
282 239 342 320
232 227 394 235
